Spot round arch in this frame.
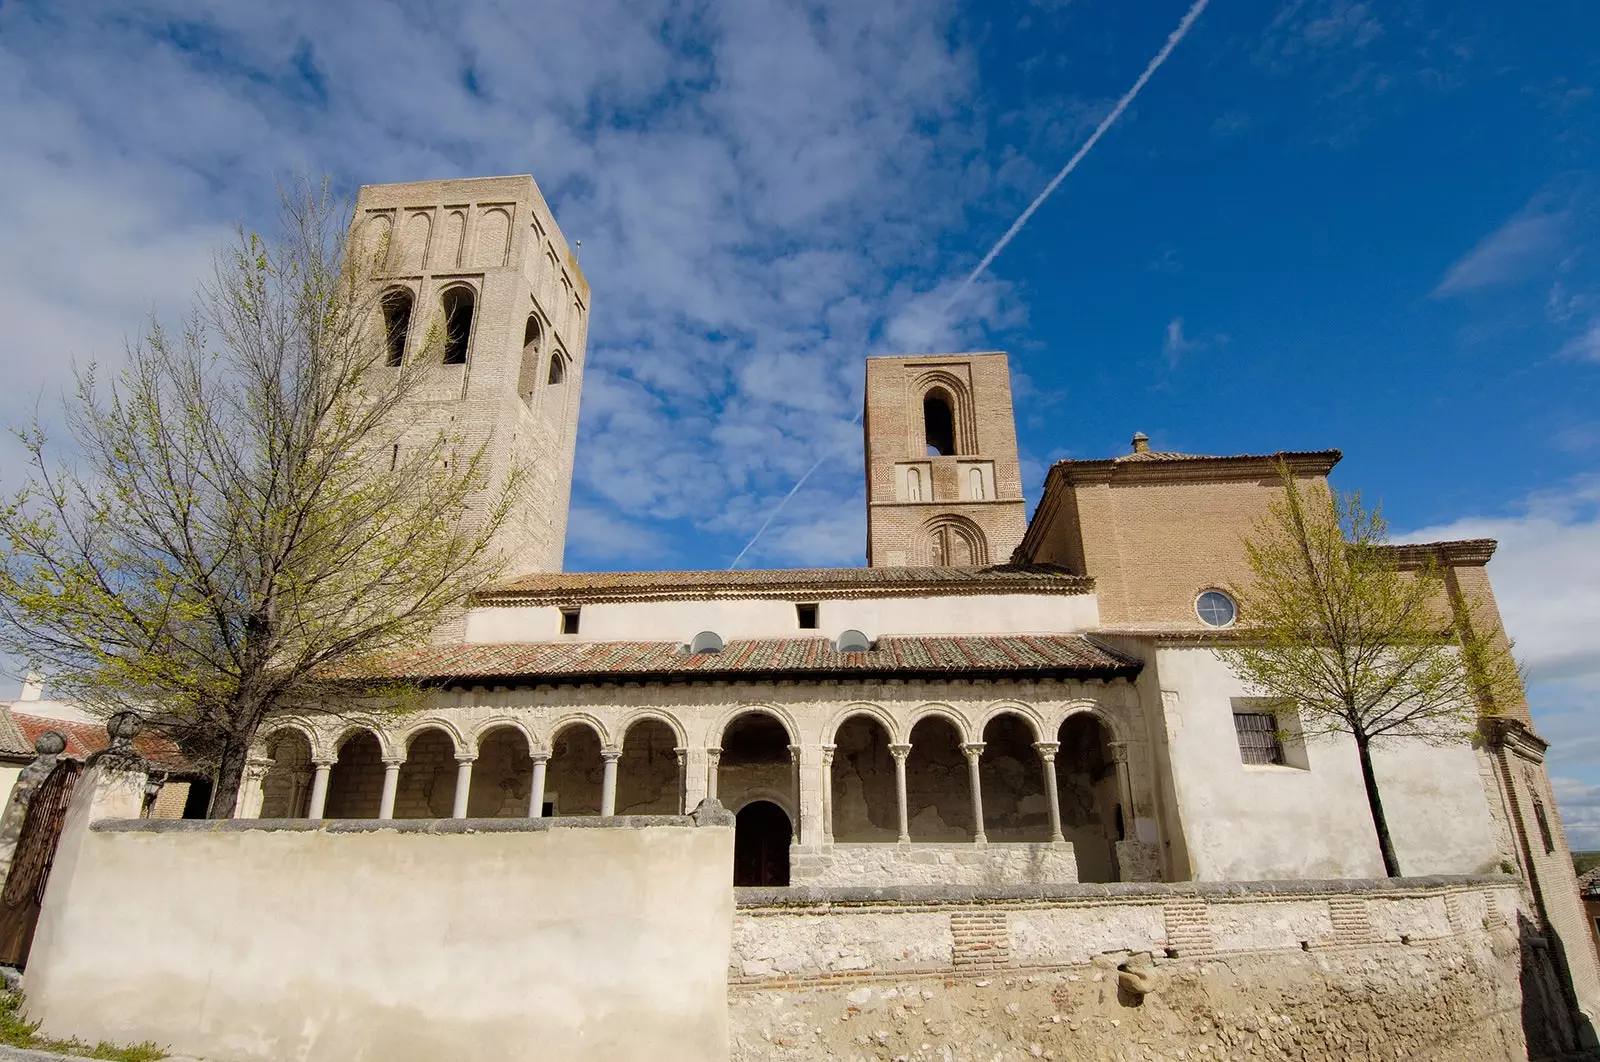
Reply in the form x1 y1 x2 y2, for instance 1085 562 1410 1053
400 719 467 758
919 513 989 567
977 702 1046 744
250 717 319 760
711 703 800 748
328 721 394 762
904 704 973 745
1053 703 1127 745
824 703 900 746
468 717 537 757
728 786 797 824
617 710 688 749
548 713 612 749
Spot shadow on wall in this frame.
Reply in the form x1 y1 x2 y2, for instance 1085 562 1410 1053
1518 911 1597 1056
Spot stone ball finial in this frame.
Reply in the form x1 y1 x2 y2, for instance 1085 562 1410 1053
107 711 142 743
33 731 66 756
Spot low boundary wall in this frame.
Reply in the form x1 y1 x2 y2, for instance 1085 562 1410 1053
790 841 1079 888
729 876 1531 1061
26 799 735 1062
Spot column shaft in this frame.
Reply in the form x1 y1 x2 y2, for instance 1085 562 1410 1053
378 762 402 820
1109 741 1135 838
705 748 722 801
963 743 987 844
451 759 474 819
889 744 912 844
820 747 835 845
1035 742 1064 843
601 751 620 817
673 748 688 815
529 753 549 817
307 763 331 820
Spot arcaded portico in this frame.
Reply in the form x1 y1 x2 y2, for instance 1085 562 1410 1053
244 655 1156 888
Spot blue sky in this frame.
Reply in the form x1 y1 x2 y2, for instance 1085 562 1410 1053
1 0 1597 838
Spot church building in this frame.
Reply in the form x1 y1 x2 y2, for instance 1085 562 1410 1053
215 175 1600 1045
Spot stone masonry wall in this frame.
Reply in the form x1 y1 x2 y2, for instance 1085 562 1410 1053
729 877 1529 1061
791 843 1078 888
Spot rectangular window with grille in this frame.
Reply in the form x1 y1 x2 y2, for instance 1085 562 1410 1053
1233 711 1286 766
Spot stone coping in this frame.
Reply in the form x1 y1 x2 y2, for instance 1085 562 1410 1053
735 873 1516 908
92 814 698 834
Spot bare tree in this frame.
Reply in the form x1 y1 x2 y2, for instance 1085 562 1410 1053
0 181 520 817
1223 465 1521 876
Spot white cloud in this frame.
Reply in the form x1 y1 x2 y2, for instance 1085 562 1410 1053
1402 480 1600 838
0 0 1053 572
1432 203 1567 297
1558 319 1600 362
1163 318 1196 367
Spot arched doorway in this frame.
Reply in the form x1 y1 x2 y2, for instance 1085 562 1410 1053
716 712 795 840
734 801 791 886
1056 714 1119 882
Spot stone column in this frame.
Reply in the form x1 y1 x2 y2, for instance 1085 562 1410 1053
235 757 273 819
889 743 913 844
673 747 688 814
528 751 549 817
1034 741 1065 843
451 755 475 819
377 758 403 820
1109 741 1135 832
705 747 722 801
963 742 987 844
600 748 621 817
788 744 804 845
820 745 836 845
307 760 333 820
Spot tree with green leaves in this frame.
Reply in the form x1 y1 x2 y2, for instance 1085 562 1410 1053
0 183 520 817
1223 466 1521 877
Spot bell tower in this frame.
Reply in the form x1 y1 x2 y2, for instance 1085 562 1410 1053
862 352 1028 567
352 175 587 574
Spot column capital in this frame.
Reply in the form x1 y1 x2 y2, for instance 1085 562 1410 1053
705 747 722 762
311 757 336 770
961 742 986 759
1032 741 1060 758
530 750 551 764
454 753 478 765
820 744 836 766
380 756 406 768
601 748 622 763
888 743 913 759
1108 741 1129 764
673 746 688 764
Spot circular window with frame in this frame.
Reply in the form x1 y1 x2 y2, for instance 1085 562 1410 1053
1195 589 1237 628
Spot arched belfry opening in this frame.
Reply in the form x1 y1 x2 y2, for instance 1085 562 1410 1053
441 287 475 365
381 289 413 366
517 314 543 403
548 352 566 385
924 389 956 456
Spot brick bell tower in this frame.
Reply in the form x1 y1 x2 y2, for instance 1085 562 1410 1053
862 352 1028 567
352 175 588 574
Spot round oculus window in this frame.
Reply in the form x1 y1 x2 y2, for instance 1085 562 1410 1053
1195 590 1237 628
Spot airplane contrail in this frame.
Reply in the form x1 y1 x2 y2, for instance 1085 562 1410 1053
939 0 1211 313
729 0 1210 570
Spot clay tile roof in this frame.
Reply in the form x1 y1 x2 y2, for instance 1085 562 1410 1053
345 634 1140 686
479 564 1093 605
1111 450 1210 462
0 709 31 759
3 709 193 772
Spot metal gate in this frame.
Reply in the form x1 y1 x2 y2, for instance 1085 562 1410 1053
0 759 83 967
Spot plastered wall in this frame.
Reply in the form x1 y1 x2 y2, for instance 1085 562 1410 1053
26 816 734 1062
1149 647 1501 881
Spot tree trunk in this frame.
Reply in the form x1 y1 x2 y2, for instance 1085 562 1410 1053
1354 732 1401 877
209 741 250 820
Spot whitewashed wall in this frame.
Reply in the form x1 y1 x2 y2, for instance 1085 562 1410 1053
1150 647 1500 881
